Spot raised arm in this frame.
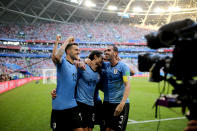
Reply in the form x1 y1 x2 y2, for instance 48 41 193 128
52 36 74 64
52 35 60 65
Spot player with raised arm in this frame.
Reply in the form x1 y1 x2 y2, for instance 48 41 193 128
51 50 103 131
50 36 83 131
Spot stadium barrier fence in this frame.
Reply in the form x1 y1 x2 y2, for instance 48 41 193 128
0 77 42 94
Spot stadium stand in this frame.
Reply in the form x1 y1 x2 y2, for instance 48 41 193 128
0 22 172 81
0 23 152 42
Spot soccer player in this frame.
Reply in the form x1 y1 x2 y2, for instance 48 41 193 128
51 50 103 131
76 50 103 131
50 36 83 131
101 45 131 131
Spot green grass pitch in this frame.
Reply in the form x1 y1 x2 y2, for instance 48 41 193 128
0 77 188 131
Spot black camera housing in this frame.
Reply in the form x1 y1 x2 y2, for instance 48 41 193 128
138 19 197 120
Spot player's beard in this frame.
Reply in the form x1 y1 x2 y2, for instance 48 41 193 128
105 54 111 61
105 54 113 61
70 52 79 60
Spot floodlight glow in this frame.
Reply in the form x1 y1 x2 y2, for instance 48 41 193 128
168 7 181 12
108 5 117 11
154 7 165 13
70 0 78 3
133 7 143 12
85 1 96 7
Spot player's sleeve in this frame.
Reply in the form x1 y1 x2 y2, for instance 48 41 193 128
122 64 130 82
56 56 64 67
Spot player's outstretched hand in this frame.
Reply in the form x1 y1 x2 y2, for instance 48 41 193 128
51 88 57 99
114 103 124 116
185 120 197 131
66 36 75 43
56 35 61 42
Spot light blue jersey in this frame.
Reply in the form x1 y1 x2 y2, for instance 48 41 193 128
52 58 78 110
101 62 130 103
76 64 100 106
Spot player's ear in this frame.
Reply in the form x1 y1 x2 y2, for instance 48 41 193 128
94 55 97 60
66 48 70 54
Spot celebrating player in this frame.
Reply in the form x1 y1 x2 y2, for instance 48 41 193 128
50 36 83 131
101 45 131 131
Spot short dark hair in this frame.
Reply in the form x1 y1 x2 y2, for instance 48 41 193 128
88 50 103 60
112 45 118 53
65 43 78 54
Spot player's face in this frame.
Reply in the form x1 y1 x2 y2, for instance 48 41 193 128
105 46 114 60
69 45 80 60
95 56 103 67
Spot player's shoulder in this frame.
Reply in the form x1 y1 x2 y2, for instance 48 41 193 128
102 61 110 68
103 61 110 65
118 61 130 71
56 57 65 66
118 61 128 67
61 57 66 63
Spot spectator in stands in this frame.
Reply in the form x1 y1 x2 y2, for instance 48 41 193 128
0 73 10 82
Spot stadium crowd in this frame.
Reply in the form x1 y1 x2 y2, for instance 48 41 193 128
0 57 55 81
0 22 169 83
0 22 152 42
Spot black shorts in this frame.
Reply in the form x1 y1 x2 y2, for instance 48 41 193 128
77 101 95 128
50 106 83 131
103 101 130 131
94 100 104 125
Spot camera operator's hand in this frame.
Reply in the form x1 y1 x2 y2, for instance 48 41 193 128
114 103 124 116
51 88 57 99
185 120 197 131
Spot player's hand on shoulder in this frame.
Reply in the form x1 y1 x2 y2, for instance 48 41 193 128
74 60 86 70
116 55 121 61
78 61 86 70
84 58 92 66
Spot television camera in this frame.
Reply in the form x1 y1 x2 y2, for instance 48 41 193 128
138 19 197 120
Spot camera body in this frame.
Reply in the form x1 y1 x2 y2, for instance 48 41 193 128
138 19 197 120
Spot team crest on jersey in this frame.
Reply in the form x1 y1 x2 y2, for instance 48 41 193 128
114 68 118 74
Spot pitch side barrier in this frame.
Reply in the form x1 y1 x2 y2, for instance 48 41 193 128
0 75 149 94
0 77 43 94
